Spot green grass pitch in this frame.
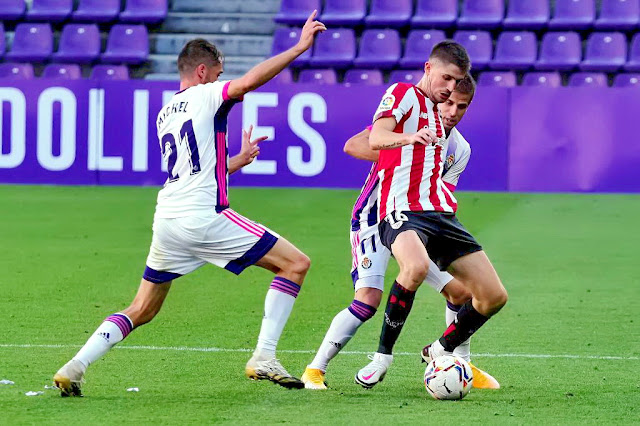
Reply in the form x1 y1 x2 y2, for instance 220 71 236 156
0 186 638 424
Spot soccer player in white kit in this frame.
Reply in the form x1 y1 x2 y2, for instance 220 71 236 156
53 11 326 396
302 76 498 390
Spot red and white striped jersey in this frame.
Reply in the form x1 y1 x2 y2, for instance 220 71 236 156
154 81 241 218
373 82 458 219
351 125 471 231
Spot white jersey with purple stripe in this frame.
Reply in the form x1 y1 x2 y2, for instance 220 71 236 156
154 80 240 219
350 126 470 233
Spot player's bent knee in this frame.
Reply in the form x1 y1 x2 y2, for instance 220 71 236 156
404 261 429 284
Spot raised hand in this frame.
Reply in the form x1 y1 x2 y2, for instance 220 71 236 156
240 125 267 166
296 10 327 52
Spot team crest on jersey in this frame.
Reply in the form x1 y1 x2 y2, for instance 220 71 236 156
361 257 372 269
446 154 455 169
377 94 395 112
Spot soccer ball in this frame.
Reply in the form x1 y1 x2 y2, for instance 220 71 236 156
424 355 473 400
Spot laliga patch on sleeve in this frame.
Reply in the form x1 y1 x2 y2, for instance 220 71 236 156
376 94 395 113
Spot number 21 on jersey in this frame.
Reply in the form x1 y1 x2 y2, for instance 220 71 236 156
161 119 201 182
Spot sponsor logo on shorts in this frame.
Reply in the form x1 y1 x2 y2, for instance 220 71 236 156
361 257 372 269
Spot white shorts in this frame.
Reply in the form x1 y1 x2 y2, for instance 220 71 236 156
350 224 454 293
144 209 278 283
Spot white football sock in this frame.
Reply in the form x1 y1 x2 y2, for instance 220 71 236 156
73 313 134 368
256 277 301 357
308 308 363 372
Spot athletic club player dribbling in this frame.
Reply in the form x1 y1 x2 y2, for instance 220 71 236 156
351 41 507 388
302 73 499 390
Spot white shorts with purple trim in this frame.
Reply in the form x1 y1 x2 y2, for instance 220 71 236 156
350 224 454 293
144 209 279 283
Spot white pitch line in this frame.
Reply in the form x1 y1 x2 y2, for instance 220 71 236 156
0 343 637 361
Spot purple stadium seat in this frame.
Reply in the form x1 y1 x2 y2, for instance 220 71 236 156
399 30 445 69
491 32 537 70
0 24 5 58
625 34 640 72
453 31 493 70
549 0 595 30
309 29 355 68
580 32 626 72
73 0 120 22
478 71 517 87
271 68 293 84
101 25 149 64
0 63 34 79
344 69 384 85
522 72 562 87
320 0 366 26
457 0 504 29
42 64 82 79
120 0 168 24
568 72 608 87
0 0 26 20
27 0 72 22
503 0 550 30
91 65 129 80
411 0 458 29
595 0 639 30
6 23 53 62
364 0 412 28
612 74 640 87
271 27 310 67
353 29 401 69
535 32 582 71
53 24 100 63
298 69 337 84
274 0 320 25
389 69 423 84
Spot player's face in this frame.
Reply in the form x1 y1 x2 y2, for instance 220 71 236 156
425 60 466 104
203 63 224 84
439 91 472 131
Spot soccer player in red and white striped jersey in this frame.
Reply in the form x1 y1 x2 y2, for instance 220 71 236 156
361 41 508 385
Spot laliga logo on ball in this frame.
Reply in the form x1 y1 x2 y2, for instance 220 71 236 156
424 355 473 400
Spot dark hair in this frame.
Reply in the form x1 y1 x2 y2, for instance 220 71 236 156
429 40 471 73
177 38 223 75
454 73 476 101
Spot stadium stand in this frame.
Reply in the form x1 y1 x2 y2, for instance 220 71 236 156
344 68 384 85
42 63 82 79
91 64 129 80
0 62 34 78
477 71 517 87
1 0 640 87
613 73 640 87
568 72 609 87
299 68 338 84
521 72 562 87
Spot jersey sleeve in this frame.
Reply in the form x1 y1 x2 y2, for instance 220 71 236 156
442 131 472 190
202 80 243 114
372 83 415 124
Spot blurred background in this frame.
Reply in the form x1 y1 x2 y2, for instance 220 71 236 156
1 0 639 190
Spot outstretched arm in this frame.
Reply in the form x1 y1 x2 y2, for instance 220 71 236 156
226 11 326 99
369 117 438 151
229 125 267 174
344 128 379 162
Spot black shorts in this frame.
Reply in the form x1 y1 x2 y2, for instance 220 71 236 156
378 210 483 271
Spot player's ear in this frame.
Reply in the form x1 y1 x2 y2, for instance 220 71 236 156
424 61 430 74
196 64 206 82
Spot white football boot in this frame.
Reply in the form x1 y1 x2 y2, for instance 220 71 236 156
53 359 86 397
354 353 393 389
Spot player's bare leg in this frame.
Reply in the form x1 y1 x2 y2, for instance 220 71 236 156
356 231 430 388
304 287 381 389
439 278 500 389
422 250 507 365
244 237 310 389
54 279 172 396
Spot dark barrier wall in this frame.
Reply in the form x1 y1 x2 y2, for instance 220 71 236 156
0 80 637 192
